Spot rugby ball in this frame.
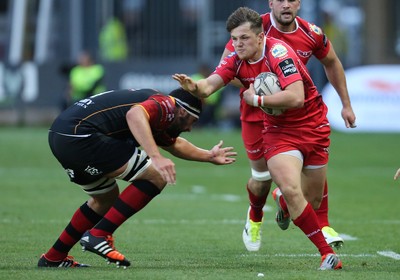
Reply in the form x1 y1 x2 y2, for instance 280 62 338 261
253 72 285 116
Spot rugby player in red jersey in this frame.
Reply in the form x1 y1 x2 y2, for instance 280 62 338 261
219 0 356 251
173 7 342 270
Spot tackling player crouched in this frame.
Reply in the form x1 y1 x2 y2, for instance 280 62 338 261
38 88 236 268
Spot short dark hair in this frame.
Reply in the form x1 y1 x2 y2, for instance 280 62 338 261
226 7 263 34
169 88 202 118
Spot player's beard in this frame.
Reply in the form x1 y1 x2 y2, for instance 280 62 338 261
274 12 295 27
166 127 181 138
166 116 186 138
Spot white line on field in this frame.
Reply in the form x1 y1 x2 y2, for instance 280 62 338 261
340 233 358 241
241 252 399 260
377 251 400 260
241 253 377 258
2 217 398 261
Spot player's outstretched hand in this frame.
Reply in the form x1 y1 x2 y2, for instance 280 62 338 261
394 168 400 180
172 74 197 93
209 140 237 165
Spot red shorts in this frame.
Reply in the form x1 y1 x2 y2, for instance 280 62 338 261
241 120 265 161
262 123 331 166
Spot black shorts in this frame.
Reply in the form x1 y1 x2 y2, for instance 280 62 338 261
48 131 137 185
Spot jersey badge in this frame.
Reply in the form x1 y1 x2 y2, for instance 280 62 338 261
278 58 298 77
309 23 322 35
271 43 288 58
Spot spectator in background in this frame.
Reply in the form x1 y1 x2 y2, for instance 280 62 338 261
191 63 224 128
99 17 128 61
68 51 106 105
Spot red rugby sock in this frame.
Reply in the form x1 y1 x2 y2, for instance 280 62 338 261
293 203 333 256
90 180 160 237
247 184 267 222
45 202 102 261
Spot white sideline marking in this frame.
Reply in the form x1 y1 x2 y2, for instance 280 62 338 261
241 253 377 258
340 233 358 241
262 205 273 212
242 252 400 260
377 251 400 260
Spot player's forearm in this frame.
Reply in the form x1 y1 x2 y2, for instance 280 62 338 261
324 60 352 108
193 79 215 98
165 137 213 162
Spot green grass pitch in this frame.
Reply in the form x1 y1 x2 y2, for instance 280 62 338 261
1 126 399 279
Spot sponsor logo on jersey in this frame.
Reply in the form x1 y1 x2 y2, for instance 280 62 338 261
246 148 261 154
65 168 75 179
271 44 288 58
309 23 322 35
278 59 298 77
241 77 256 82
216 59 227 70
84 165 102 176
75 98 94 108
297 50 312 59
161 100 174 122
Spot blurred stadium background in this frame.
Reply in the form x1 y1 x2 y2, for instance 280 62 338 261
0 0 399 131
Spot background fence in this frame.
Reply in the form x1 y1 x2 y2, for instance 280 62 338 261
0 0 399 129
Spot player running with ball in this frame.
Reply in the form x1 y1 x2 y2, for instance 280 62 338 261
174 7 342 270
220 0 356 252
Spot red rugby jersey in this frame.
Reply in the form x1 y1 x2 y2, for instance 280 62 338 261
216 37 327 127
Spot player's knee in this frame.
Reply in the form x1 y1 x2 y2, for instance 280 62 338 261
309 196 322 210
133 179 161 197
147 173 167 191
86 186 120 214
302 189 322 209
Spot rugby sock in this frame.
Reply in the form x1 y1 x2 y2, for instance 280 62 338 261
315 180 329 227
293 203 333 256
90 180 161 237
247 184 267 222
44 202 102 261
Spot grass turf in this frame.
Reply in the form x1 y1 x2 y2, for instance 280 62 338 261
1 126 399 279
